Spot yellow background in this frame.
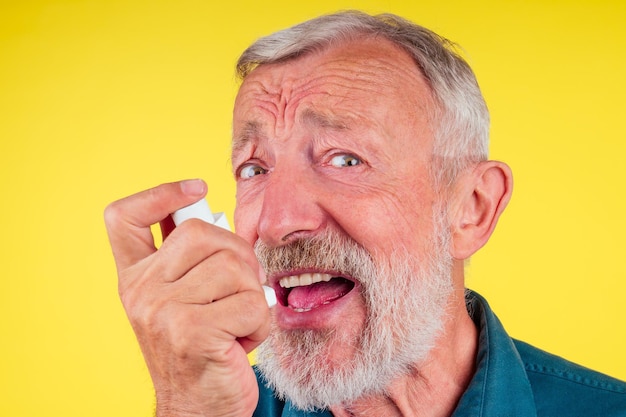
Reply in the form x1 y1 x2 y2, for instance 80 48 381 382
1 0 624 415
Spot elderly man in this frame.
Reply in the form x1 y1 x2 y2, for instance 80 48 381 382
105 11 626 417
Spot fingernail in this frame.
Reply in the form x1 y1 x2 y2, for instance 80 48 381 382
180 179 206 196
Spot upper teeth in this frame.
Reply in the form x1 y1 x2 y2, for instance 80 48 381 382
279 273 333 289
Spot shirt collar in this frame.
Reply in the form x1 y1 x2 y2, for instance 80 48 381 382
452 290 537 417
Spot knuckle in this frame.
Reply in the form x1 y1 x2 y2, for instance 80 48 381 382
184 220 211 241
118 284 141 314
214 249 243 271
239 290 269 320
103 200 124 228
121 287 164 332
167 310 205 359
137 299 165 330
167 324 189 359
173 220 211 248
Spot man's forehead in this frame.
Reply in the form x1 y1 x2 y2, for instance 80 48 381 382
236 36 424 95
231 36 435 155
232 108 351 155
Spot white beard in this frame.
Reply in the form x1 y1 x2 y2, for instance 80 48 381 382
254 217 453 411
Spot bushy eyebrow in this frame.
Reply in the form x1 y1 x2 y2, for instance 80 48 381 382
231 109 350 159
300 108 349 131
232 120 262 157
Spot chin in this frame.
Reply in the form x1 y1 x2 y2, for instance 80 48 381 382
254 225 454 410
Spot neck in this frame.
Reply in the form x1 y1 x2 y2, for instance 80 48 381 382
330 286 477 417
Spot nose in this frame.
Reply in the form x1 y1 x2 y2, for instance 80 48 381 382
256 168 326 246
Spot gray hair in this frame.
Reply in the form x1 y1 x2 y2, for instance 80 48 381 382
236 10 489 188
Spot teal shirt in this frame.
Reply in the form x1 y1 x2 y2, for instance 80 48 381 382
253 291 626 416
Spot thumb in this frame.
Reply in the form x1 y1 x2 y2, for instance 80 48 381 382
104 179 207 271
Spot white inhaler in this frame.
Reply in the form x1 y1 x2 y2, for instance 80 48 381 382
172 199 277 308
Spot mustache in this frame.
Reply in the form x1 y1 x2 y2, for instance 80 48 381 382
254 230 374 278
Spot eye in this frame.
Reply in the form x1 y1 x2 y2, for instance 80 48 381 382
239 164 267 179
330 154 361 168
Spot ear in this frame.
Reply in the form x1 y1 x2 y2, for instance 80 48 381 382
448 161 513 260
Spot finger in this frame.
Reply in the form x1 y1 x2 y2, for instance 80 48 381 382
204 290 271 351
158 290 270 365
154 220 263 284
165 248 259 304
104 179 207 271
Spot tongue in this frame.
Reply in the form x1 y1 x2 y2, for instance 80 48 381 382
287 279 353 310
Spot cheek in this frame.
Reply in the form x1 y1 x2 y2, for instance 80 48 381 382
328 180 435 255
234 189 261 245
387 189 436 240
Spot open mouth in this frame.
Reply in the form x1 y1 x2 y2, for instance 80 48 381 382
276 272 356 312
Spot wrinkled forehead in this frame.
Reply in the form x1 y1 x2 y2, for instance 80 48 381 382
237 36 430 93
231 37 436 151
